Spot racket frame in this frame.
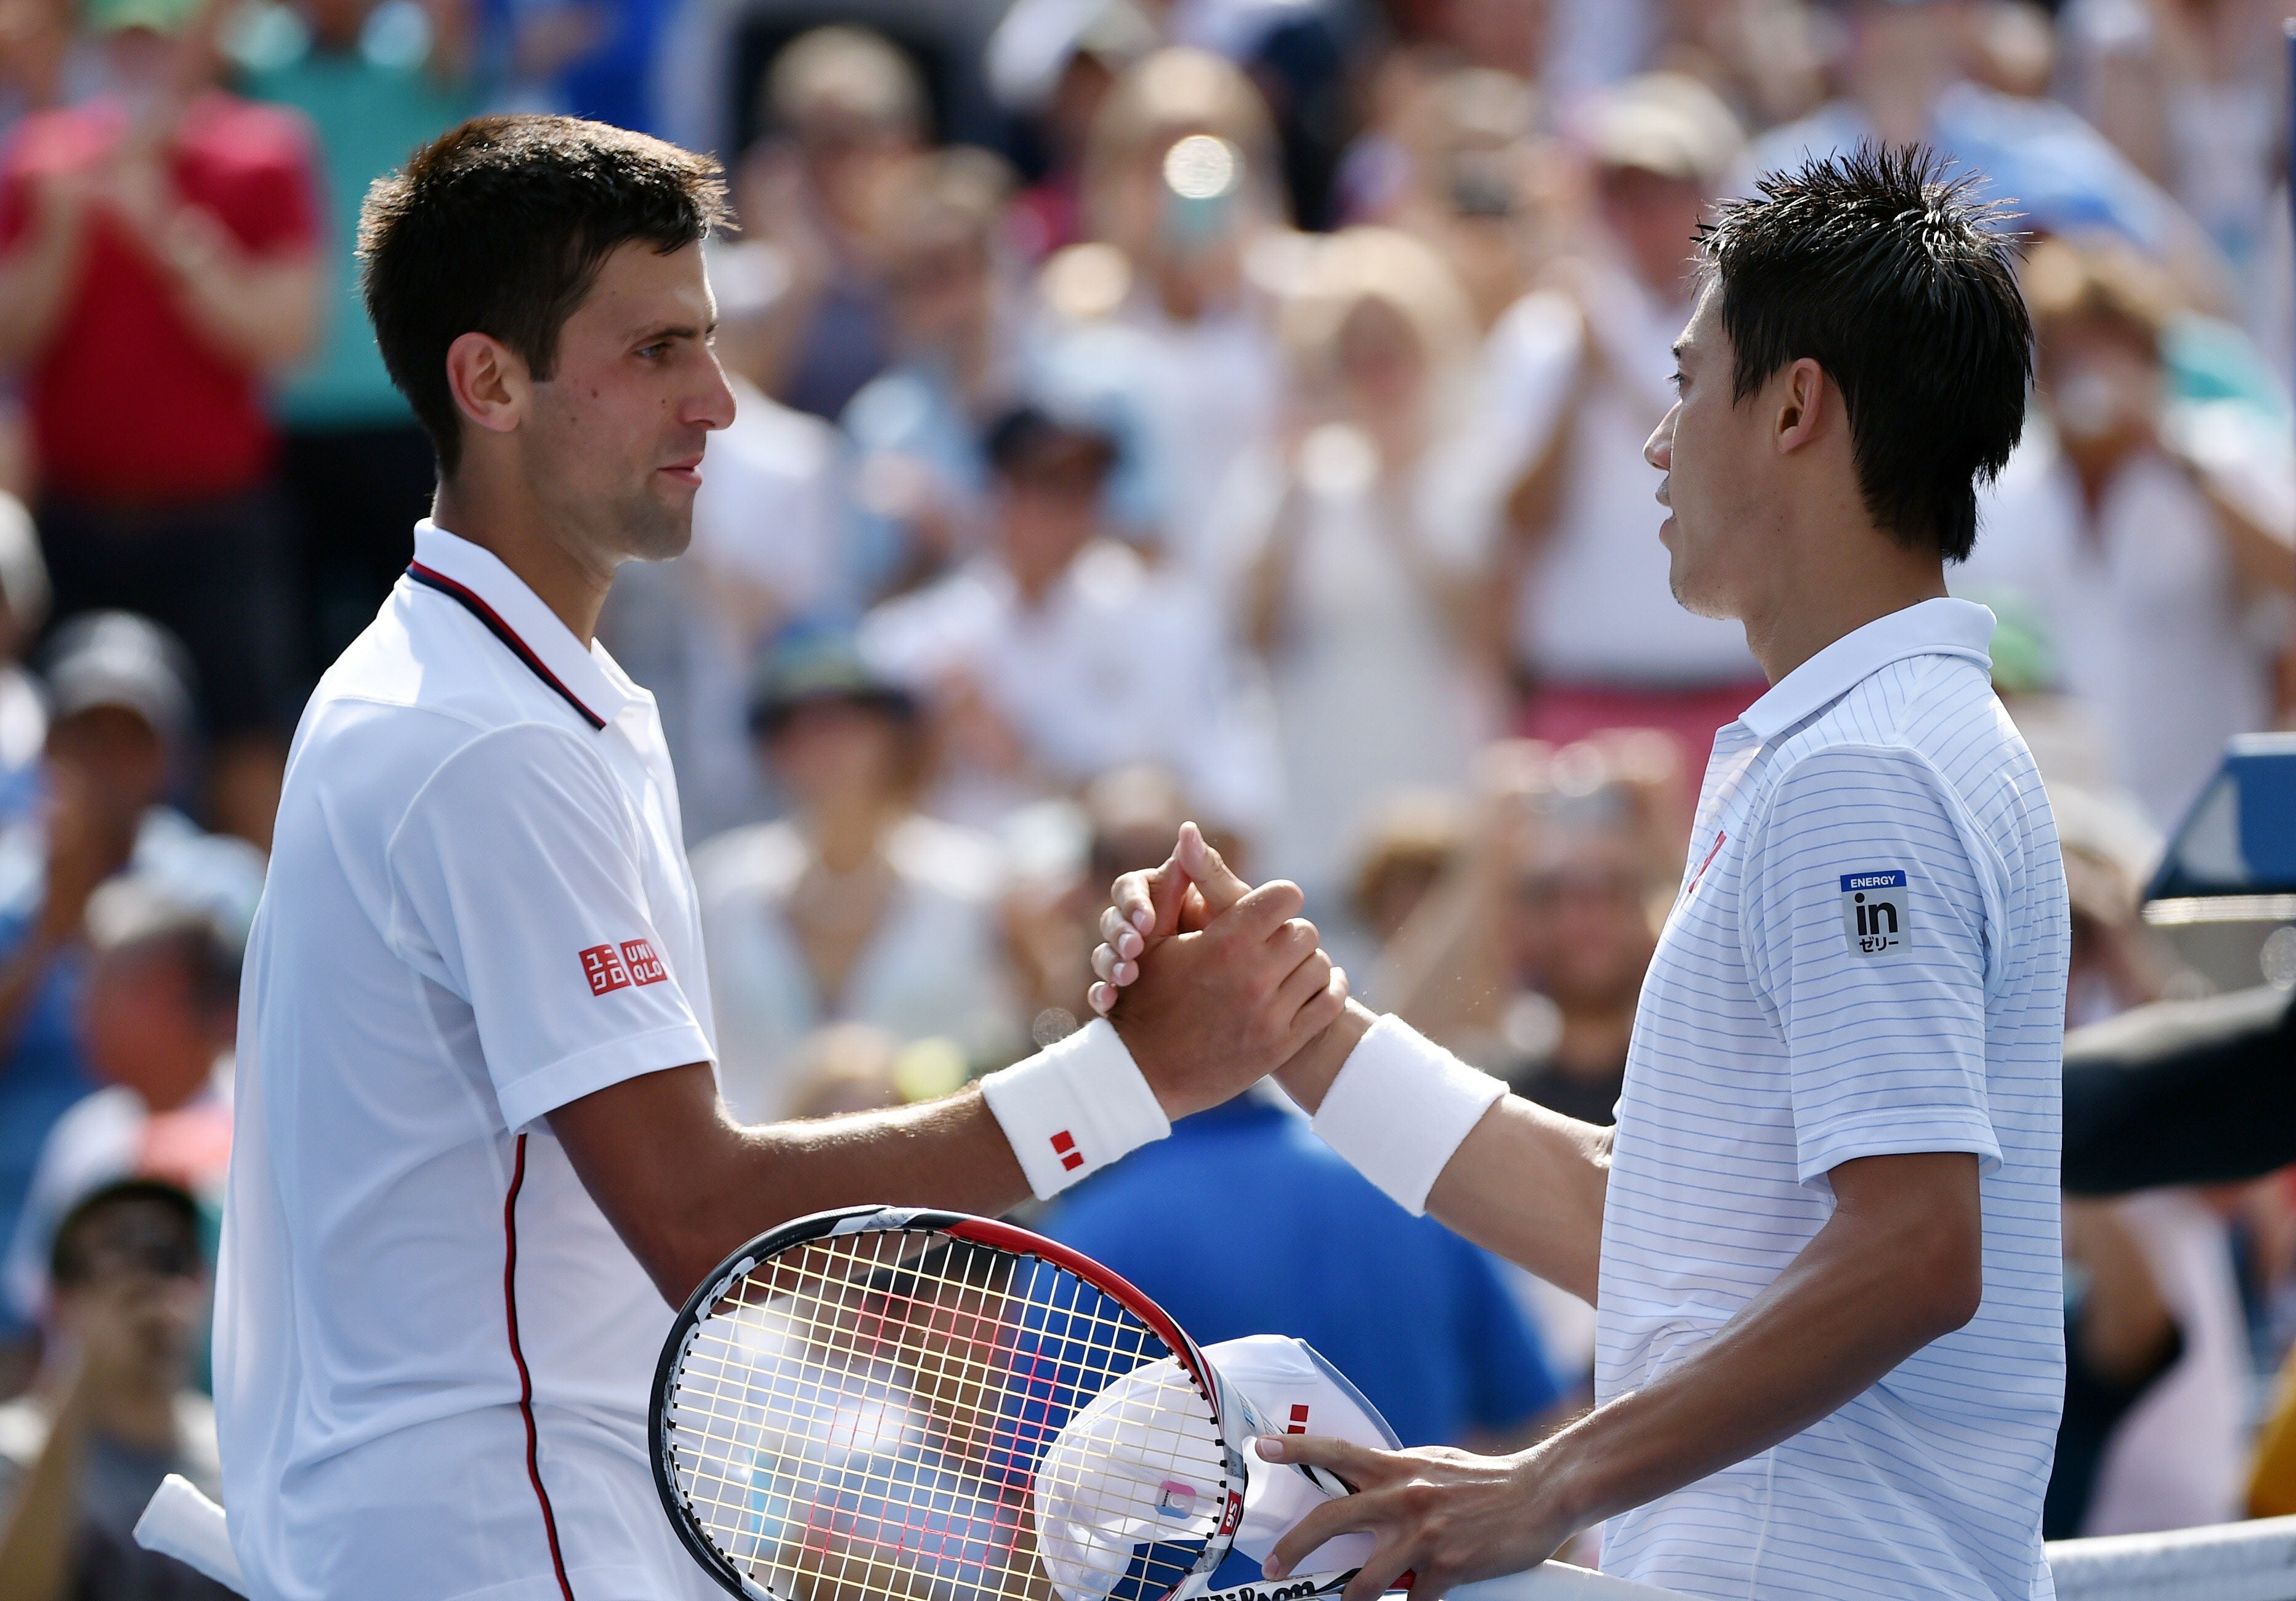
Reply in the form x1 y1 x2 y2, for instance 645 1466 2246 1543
651 1205 1255 1601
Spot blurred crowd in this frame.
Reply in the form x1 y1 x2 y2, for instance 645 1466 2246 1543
1 0 2295 1588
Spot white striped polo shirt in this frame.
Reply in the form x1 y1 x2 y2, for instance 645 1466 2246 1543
1595 598 2068 1600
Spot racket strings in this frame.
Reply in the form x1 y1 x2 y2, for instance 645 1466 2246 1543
665 1228 1231 1601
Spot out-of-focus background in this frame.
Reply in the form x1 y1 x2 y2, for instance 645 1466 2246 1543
0 0 2294 1586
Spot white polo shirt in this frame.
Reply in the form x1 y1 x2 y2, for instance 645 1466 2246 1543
216 524 723 1601
1594 598 2068 1599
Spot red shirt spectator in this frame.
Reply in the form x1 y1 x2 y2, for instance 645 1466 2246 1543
0 94 319 502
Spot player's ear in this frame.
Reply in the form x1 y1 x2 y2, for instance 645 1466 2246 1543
1772 357 1829 456
445 331 530 441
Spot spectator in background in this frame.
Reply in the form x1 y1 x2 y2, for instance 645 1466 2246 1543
0 493 47 825
1482 73 1763 768
692 629 1019 1125
495 0 671 137
1374 747 1667 1126
0 0 101 139
2042 784 2249 1538
0 0 320 849
1219 225 1500 909
1332 790 1465 999
1043 1081 1562 1460
600 238 848 841
779 1022 905 1120
0 1179 231 1599
230 0 474 679
1001 760 1192 1046
1968 239 2295 828
1056 46 1287 583
843 147 1022 604
985 0 1157 261
2050 1193 2185 1538
4 877 237 1330
2056 0 2294 353
1746 0 2229 312
0 614 263 1382
860 401 1279 839
738 25 924 421
1344 63 1543 332
1639 0 1825 135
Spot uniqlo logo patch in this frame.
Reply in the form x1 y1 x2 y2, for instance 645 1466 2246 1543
580 943 631 996
1050 1130 1084 1172
1287 1403 1309 1435
620 939 667 986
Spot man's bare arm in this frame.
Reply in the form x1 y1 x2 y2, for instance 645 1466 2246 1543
558 862 1347 1306
1270 1001 1611 1304
552 1067 1029 1306
1259 1151 1985 1601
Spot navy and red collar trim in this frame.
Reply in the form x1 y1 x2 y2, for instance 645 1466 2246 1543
405 562 607 731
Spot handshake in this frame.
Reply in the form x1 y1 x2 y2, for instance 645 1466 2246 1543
1081 821 1368 1122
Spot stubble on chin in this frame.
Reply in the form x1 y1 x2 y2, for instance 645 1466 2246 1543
618 485 698 564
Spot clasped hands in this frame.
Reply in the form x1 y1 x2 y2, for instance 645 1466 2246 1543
1083 825 1581 1601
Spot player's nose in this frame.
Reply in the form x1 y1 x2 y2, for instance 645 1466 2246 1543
1644 403 1677 473
690 352 738 432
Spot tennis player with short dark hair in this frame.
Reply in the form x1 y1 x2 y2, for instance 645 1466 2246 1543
214 116 1345 1601
1095 146 2070 1600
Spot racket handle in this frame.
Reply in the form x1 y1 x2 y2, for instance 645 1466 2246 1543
133 1474 248 1595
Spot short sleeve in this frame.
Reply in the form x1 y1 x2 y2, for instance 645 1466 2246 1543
1740 744 2003 1185
386 723 713 1131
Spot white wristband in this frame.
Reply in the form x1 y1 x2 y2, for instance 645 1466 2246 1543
1311 1015 1506 1215
980 1018 1171 1200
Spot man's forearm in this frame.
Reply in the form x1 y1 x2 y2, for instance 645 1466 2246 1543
1275 1001 1610 1301
1527 1153 1981 1531
557 1066 1031 1307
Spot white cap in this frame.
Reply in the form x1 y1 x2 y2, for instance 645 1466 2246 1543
1035 1355 1237 1601
1205 1336 1397 1579
1033 1336 1402 1600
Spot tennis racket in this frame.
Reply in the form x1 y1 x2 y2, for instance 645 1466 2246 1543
651 1205 1364 1601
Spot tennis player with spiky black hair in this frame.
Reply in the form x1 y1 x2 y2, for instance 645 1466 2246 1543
1093 145 2071 1600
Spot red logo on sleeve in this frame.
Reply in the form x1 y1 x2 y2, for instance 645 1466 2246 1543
581 940 669 996
1050 1130 1084 1172
579 943 632 996
620 939 667 986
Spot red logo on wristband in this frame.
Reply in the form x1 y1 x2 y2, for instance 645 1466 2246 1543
1287 1404 1310 1434
1050 1130 1084 1171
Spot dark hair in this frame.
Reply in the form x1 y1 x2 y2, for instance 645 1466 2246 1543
51 1180 202 1289
1697 144 2031 563
359 115 732 476
984 405 1118 480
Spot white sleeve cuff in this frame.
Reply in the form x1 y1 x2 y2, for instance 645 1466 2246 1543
980 1019 1171 1199
1311 1015 1506 1215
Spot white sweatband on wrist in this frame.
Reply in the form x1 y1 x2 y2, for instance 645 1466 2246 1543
1311 1014 1506 1215
980 1018 1171 1200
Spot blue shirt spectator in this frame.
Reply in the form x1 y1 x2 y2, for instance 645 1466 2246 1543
1041 1090 1561 1453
